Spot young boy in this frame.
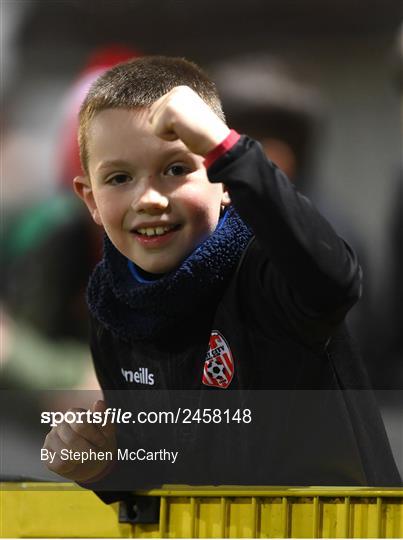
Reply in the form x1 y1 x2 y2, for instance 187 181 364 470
43 56 401 495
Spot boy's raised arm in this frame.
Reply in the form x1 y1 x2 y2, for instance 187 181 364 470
149 86 362 342
207 135 362 313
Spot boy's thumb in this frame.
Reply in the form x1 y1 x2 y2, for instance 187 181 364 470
91 399 115 438
91 399 106 413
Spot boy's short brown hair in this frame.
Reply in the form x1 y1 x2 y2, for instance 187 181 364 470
78 55 225 174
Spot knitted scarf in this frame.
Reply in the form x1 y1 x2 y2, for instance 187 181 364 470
87 206 252 342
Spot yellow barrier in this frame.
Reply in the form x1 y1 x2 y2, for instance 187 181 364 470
1 483 402 538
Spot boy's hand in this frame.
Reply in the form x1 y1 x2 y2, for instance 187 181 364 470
42 400 116 483
149 86 230 156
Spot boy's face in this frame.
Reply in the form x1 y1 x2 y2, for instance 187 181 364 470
74 108 230 274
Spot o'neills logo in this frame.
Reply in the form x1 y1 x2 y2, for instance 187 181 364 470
121 367 155 386
202 331 234 389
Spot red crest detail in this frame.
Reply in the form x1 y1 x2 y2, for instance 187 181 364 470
202 331 234 389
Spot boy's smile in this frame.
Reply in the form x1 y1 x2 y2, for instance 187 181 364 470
74 108 230 274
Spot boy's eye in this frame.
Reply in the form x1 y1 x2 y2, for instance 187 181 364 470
107 174 132 185
165 164 190 177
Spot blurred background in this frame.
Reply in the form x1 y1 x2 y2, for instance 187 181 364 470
1 0 402 480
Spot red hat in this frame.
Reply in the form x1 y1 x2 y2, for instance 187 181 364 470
59 45 141 187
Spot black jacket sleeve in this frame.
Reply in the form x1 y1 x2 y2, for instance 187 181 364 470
208 136 362 345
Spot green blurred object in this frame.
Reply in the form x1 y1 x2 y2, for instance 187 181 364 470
5 194 81 259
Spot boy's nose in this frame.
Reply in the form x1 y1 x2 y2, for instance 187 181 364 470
133 182 169 214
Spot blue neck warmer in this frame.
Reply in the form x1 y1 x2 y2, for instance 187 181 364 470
87 206 252 342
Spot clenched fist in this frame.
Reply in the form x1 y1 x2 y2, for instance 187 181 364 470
148 86 230 156
42 400 116 483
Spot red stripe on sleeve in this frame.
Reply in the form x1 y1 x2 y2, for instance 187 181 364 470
204 129 241 169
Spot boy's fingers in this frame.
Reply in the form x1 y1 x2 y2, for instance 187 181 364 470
148 91 172 123
42 403 116 482
151 111 178 142
61 406 107 446
59 419 106 448
156 130 178 142
149 92 181 141
91 399 106 413
43 430 77 475
91 400 116 440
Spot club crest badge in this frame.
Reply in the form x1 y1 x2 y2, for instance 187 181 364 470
202 331 234 389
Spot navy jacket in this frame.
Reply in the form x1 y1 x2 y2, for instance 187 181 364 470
86 136 401 501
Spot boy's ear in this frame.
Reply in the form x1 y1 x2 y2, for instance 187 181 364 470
73 176 102 226
221 184 231 207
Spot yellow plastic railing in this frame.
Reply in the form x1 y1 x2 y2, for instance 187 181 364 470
1 482 402 538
